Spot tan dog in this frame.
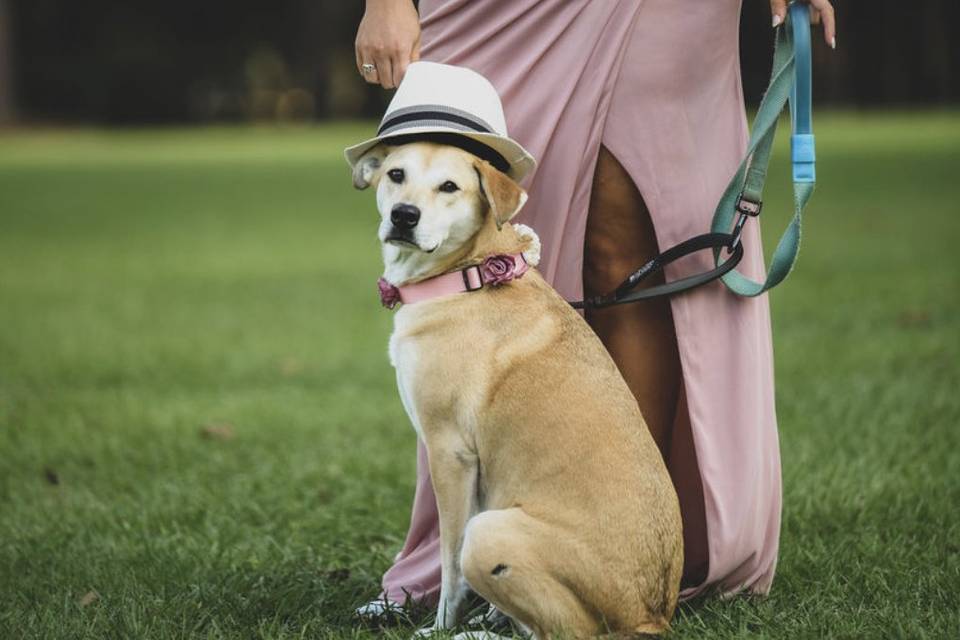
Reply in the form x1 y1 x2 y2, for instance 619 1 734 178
354 141 683 638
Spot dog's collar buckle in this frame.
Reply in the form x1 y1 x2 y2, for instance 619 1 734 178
461 265 484 292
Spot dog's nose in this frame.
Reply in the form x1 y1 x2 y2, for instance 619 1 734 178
391 204 421 229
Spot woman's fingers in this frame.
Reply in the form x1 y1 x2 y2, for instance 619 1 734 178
356 47 410 90
773 0 837 51
394 35 420 86
769 0 788 27
411 33 421 63
356 46 380 85
354 34 377 84
355 41 397 88
809 0 837 49
357 59 380 86
363 66 381 86
376 55 396 90
394 58 407 88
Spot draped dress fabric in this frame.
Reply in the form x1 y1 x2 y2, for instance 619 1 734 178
380 0 781 602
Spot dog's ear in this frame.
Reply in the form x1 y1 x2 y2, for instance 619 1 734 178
352 144 388 190
474 159 528 230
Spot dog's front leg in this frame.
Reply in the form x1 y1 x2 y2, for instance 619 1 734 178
426 434 480 632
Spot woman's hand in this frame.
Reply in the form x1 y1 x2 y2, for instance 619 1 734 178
770 0 836 49
355 0 421 89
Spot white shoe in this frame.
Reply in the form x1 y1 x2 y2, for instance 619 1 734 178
354 598 403 622
465 605 507 628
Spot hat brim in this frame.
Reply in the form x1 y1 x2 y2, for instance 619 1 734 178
344 126 537 183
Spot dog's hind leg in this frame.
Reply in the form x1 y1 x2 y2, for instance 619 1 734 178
460 508 600 639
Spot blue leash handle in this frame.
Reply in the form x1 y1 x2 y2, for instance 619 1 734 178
790 2 816 183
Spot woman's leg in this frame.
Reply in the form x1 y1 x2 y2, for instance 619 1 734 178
668 384 709 587
583 145 679 452
582 145 708 587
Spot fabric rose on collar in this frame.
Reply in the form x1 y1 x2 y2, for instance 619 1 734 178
481 254 528 286
377 277 401 309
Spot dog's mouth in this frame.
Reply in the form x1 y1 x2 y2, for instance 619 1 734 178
385 235 438 253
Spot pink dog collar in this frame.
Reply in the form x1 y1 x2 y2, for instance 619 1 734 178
378 253 528 309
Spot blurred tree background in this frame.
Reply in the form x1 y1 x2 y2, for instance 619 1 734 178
0 0 957 125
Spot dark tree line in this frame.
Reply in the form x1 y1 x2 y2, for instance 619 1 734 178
2 0 957 125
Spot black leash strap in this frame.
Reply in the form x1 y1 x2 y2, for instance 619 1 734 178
568 231 744 310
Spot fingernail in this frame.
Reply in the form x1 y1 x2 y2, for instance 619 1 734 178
831 36 837 49
772 14 782 28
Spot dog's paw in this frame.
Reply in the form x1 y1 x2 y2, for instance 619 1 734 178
513 223 541 267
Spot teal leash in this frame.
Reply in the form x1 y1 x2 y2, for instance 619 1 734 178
712 0 815 296
570 2 815 309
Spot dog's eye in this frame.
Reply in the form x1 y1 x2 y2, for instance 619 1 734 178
387 168 405 184
438 180 459 193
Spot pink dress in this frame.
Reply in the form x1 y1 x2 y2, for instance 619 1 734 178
381 0 781 601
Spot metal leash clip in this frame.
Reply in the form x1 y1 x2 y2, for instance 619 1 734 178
728 193 763 253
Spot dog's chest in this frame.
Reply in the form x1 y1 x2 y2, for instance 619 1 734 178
389 328 425 440
388 306 483 438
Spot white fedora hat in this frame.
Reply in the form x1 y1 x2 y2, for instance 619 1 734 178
344 61 537 182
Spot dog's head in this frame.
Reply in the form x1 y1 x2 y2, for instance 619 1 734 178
353 141 528 284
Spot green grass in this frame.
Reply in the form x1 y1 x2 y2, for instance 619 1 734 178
1 113 958 638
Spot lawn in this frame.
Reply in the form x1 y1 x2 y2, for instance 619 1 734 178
1 113 958 639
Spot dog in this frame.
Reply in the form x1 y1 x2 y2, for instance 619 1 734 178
353 140 683 638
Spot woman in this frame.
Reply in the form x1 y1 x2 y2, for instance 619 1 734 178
354 0 836 608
